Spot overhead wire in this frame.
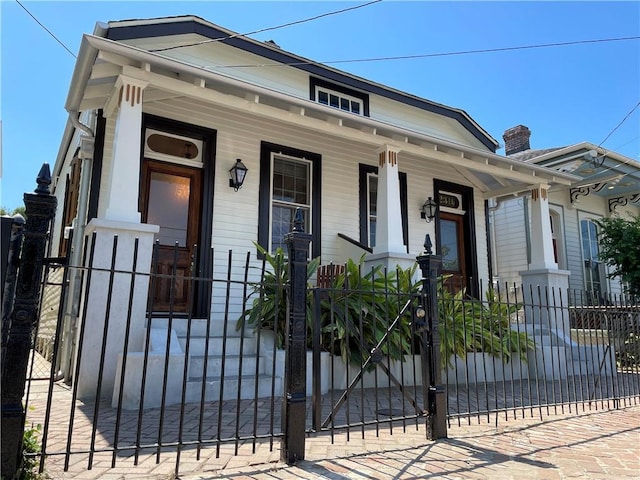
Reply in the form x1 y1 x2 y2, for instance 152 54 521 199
598 101 640 149
16 0 76 58
149 0 382 53
202 36 639 69
14 0 639 186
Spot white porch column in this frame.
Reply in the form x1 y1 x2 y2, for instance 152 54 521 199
528 184 557 270
104 75 148 223
374 145 405 255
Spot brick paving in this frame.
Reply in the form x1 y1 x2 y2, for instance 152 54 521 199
174 406 640 480
24 376 640 479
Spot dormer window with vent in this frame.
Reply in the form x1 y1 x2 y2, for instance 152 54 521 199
310 77 369 117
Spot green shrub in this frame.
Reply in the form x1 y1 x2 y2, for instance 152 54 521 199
18 423 46 480
237 242 319 349
438 282 534 367
239 251 534 369
319 258 417 367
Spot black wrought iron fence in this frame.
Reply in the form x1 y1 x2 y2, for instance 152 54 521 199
439 282 640 425
24 239 289 479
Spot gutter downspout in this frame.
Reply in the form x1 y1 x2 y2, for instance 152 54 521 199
58 21 108 383
59 111 96 383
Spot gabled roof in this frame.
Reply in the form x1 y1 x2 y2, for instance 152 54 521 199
56 15 580 198
103 15 499 151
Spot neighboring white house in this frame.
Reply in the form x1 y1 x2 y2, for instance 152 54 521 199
492 125 640 298
49 17 577 404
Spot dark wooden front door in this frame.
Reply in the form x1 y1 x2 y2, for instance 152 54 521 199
140 160 202 312
439 212 467 293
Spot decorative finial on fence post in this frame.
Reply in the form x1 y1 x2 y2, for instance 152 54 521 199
34 163 52 195
424 234 433 255
292 207 304 233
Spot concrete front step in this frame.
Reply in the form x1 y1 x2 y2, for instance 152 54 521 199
177 335 257 356
185 374 284 402
149 318 243 338
188 353 268 378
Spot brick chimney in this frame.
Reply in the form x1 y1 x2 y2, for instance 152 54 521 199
503 125 531 155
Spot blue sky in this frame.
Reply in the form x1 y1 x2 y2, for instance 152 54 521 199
1 1 638 210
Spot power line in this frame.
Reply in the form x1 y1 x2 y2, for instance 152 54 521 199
16 0 76 58
598 101 640 148
204 36 640 68
613 136 640 151
149 0 382 53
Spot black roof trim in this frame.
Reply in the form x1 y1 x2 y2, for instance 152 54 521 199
107 19 496 152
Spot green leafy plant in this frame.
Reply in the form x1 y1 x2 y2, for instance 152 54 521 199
18 423 46 480
438 281 534 367
239 249 534 370
319 258 418 367
595 215 640 295
237 242 319 349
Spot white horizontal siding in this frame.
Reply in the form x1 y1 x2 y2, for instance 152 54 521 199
86 96 487 279
492 198 528 287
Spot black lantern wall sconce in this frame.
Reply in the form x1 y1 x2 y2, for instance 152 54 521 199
229 159 248 191
420 196 438 223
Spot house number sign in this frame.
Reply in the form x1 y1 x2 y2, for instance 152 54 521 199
438 193 460 210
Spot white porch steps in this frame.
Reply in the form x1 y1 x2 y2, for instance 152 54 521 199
112 318 285 409
153 318 283 404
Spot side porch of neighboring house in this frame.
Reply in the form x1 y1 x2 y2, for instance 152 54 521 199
491 125 640 298
47 16 578 407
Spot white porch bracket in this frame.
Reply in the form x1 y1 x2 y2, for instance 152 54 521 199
373 144 405 255
104 75 148 223
528 183 557 270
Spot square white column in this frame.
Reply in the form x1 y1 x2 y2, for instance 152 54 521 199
374 145 405 255
528 184 558 270
104 75 148 223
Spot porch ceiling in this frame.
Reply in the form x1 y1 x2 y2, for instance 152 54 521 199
69 34 579 198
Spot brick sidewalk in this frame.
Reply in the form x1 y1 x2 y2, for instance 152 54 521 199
37 404 640 479
180 405 640 480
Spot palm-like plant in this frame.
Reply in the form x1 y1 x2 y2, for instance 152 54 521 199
320 259 418 366
438 281 533 367
237 242 319 349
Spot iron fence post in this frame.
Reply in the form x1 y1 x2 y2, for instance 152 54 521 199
416 234 447 440
281 208 312 464
2 215 26 370
1 164 57 479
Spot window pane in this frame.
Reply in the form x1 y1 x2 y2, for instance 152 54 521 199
148 172 190 246
441 219 460 271
271 157 311 252
369 218 376 248
271 206 308 251
329 94 339 108
147 134 199 159
318 90 328 105
340 98 350 110
351 101 360 114
368 176 377 215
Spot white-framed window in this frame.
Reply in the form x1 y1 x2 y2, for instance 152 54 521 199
549 207 566 269
144 128 203 168
315 86 363 115
268 154 312 253
580 216 606 299
366 173 378 247
311 77 369 117
259 142 321 258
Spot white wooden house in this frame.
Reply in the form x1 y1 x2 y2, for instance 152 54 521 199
49 17 577 405
492 125 640 297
